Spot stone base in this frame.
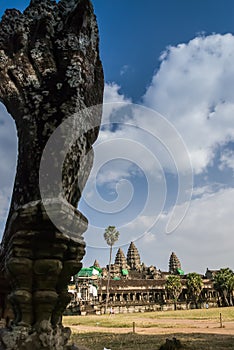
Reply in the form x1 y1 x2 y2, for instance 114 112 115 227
1 200 86 324
0 322 78 350
0 200 87 348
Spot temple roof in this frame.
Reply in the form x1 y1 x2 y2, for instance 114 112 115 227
93 259 100 268
115 248 127 267
127 242 141 270
169 252 182 274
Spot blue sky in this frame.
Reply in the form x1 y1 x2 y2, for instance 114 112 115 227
93 0 234 101
0 1 234 274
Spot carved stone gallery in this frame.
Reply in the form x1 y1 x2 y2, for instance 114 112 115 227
0 0 104 348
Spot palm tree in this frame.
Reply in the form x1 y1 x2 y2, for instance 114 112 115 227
186 272 203 308
104 226 120 313
228 274 234 306
165 275 182 310
214 268 234 307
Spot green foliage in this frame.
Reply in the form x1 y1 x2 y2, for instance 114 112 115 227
214 268 234 306
104 226 120 247
186 272 203 305
165 275 182 303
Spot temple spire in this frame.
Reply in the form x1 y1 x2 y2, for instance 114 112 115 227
93 259 100 269
115 248 127 268
127 242 141 270
169 252 182 274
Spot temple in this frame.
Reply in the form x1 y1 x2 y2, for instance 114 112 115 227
115 248 127 268
66 242 220 315
169 252 182 274
127 242 141 270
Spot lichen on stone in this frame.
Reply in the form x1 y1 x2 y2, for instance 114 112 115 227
0 0 104 349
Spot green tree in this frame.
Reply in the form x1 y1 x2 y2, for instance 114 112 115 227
165 275 182 310
214 268 234 307
186 272 203 308
104 226 120 313
228 274 234 306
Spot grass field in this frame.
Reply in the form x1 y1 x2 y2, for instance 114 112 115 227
63 307 234 349
70 332 234 350
64 307 234 328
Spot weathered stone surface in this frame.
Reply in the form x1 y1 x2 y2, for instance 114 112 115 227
0 0 104 348
0 0 103 218
0 323 72 350
114 248 127 268
169 252 182 274
127 242 141 270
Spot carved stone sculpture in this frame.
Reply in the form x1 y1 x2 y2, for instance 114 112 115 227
127 242 141 271
114 248 127 269
0 0 104 348
169 252 182 274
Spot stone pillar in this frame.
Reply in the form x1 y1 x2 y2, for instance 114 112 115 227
0 0 104 349
1 201 87 348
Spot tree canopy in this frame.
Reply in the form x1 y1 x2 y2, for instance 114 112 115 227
165 275 182 310
214 268 234 306
186 272 203 308
104 226 120 246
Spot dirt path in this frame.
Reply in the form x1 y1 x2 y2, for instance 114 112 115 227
69 318 234 336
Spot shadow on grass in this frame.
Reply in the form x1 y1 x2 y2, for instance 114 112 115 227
71 332 234 350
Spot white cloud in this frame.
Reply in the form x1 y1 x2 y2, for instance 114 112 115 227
192 183 226 198
101 35 234 187
137 187 234 273
102 83 192 175
143 33 234 174
95 83 193 194
102 83 131 124
83 187 234 273
83 43 234 271
104 83 129 105
219 148 234 173
95 160 138 187
85 84 193 236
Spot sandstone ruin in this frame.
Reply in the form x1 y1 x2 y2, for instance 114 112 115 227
0 0 104 348
67 243 220 315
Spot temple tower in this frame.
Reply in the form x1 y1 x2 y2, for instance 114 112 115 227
127 242 141 270
115 248 127 268
169 252 182 274
93 260 100 269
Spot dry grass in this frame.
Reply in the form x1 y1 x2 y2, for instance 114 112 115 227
64 306 234 328
63 307 234 350
71 332 234 350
